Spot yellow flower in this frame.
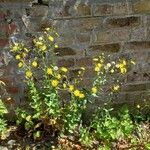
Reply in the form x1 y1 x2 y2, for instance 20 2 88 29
56 74 61 79
25 70 33 78
39 45 47 52
47 68 53 75
18 62 23 68
91 87 97 94
54 44 58 48
94 67 100 72
74 90 80 97
12 43 19 52
22 52 27 58
79 93 85 99
15 54 21 60
120 68 127 74
24 48 29 52
61 67 68 73
51 80 59 87
68 85 74 92
48 36 54 42
32 61 38 68
113 85 120 91
35 41 43 47
97 63 102 68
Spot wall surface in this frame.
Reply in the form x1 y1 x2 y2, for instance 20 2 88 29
0 0 150 109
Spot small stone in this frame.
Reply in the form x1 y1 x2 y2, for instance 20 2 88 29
0 146 8 150
7 140 16 147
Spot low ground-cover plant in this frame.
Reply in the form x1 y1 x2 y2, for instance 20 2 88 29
0 96 8 139
0 27 150 149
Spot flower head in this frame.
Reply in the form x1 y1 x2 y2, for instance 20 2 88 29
113 85 120 91
47 68 53 75
18 62 23 68
51 79 59 88
79 93 85 99
74 90 80 97
91 86 98 94
61 67 68 73
68 85 74 92
25 70 33 78
32 61 38 68
15 54 21 60
48 36 54 42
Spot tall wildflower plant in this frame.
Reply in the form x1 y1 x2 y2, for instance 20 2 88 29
10 28 88 139
10 28 64 139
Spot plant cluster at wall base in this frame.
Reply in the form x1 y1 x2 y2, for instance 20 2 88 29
0 28 150 149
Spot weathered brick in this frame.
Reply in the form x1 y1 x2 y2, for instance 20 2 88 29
71 17 103 31
133 0 150 13
0 11 6 21
125 41 150 50
93 29 130 44
130 27 147 41
127 71 143 82
57 58 75 68
76 57 93 67
76 32 90 43
75 3 91 16
104 16 140 28
54 47 76 56
92 3 113 16
89 43 120 53
113 2 132 15
27 5 49 17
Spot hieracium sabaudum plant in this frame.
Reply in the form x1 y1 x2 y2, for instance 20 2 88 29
2 26 149 149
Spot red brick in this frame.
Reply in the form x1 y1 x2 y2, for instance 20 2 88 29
0 39 9 47
7 86 19 94
6 23 17 35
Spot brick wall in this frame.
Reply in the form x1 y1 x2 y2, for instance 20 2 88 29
0 0 150 109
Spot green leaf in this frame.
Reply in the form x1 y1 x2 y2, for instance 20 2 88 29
145 143 150 150
26 115 32 122
33 131 41 139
